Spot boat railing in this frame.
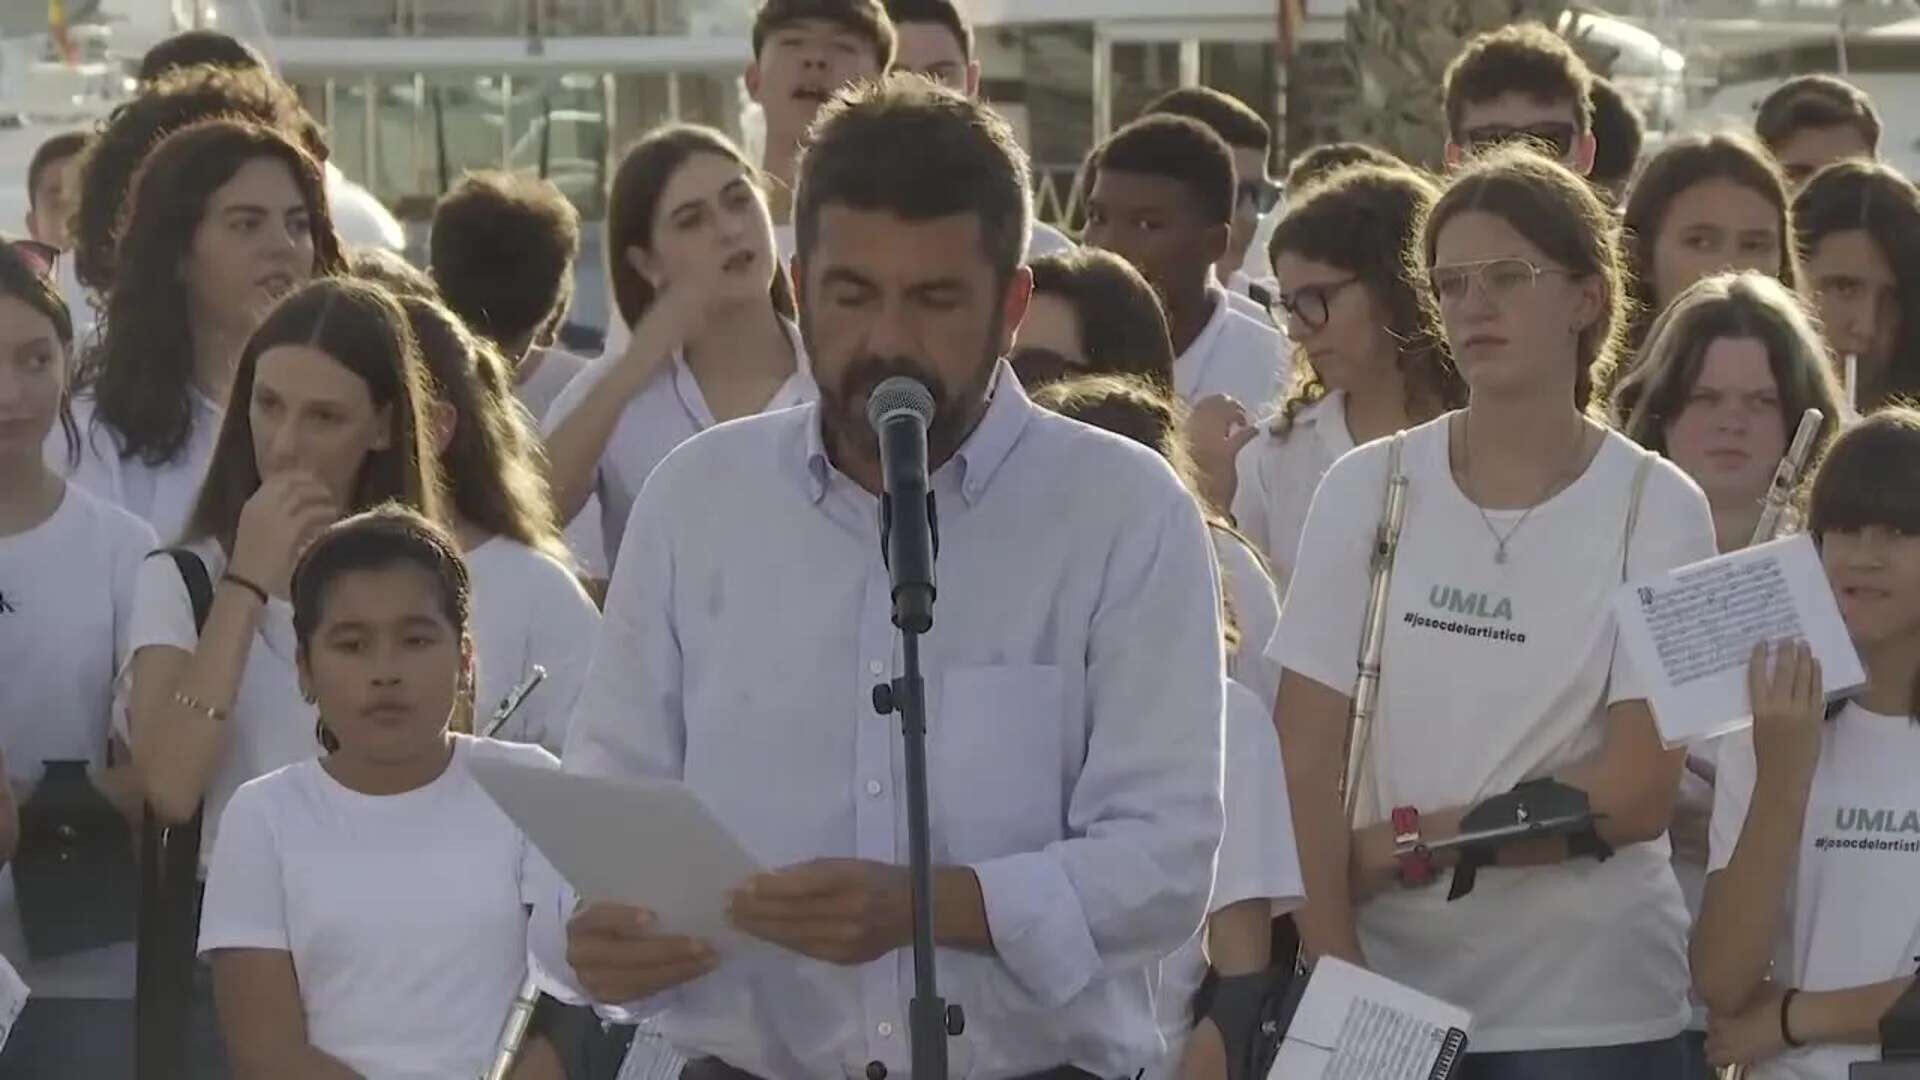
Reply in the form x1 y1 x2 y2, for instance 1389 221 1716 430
270 0 753 39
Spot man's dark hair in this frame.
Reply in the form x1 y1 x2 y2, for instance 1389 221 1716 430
1587 76 1644 190
1755 74 1882 155
752 0 897 70
796 74 1030 282
430 170 581 354
26 132 88 208
1442 22 1594 141
136 29 267 82
1283 141 1402 195
884 0 970 61
1143 86 1271 156
1096 115 1235 225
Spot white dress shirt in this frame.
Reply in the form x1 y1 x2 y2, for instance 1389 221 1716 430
1173 287 1286 419
540 319 814 570
537 363 1225 1079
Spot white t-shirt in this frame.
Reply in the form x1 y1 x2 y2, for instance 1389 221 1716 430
49 389 223 546
1269 415 1717 1052
1708 705 1920 1080
1231 391 1354 598
122 540 315 860
1175 287 1286 418
1149 678 1305 1080
0 482 155 999
464 537 600 754
1213 529 1281 711
199 736 555 1080
542 319 815 569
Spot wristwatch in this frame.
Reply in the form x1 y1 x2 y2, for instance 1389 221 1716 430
1391 805 1435 887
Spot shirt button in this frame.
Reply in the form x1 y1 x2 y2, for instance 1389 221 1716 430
866 780 883 797
877 1022 894 1037
868 659 885 676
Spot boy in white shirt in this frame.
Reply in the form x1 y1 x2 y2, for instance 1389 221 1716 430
1081 115 1285 416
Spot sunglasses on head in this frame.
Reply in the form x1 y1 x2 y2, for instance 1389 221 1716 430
1461 121 1578 161
6 239 59 282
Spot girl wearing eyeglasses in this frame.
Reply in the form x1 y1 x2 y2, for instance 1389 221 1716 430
1231 163 1464 599
1273 147 1717 1079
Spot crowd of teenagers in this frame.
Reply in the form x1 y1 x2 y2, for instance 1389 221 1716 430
2 1 1918 1078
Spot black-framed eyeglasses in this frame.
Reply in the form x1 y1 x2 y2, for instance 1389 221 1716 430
1237 179 1283 215
5 239 59 283
1427 258 1570 304
1272 277 1360 330
1461 121 1578 161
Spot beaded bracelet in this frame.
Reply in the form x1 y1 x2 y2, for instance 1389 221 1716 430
172 690 230 724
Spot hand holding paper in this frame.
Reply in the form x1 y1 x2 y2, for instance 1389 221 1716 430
1747 639 1825 785
466 755 763 954
728 858 914 965
565 902 717 1005
1610 535 1864 746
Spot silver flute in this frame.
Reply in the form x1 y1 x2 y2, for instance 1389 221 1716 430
1750 408 1825 547
1721 409 1826 1080
1340 464 1411 825
479 666 548 1080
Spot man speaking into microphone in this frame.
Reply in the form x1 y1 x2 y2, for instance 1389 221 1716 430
535 75 1226 1079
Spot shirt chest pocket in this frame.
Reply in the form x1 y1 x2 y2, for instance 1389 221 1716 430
933 664 1067 864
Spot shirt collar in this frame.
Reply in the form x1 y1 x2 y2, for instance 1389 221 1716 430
796 359 1033 507
672 317 812 431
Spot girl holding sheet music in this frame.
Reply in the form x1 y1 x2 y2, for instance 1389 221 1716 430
1691 407 1920 1080
198 505 563 1079
1273 147 1718 1079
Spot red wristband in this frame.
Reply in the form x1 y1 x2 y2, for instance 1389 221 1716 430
1392 805 1434 886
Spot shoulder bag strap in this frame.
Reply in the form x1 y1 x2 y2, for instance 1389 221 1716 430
135 548 213 1080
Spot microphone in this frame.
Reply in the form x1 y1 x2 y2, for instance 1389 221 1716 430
865 375 939 633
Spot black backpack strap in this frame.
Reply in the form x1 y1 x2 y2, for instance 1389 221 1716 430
136 548 214 1080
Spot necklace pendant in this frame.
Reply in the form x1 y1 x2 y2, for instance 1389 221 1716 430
1494 544 1508 565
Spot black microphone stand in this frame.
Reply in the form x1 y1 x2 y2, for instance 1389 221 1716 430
870 463 963 1078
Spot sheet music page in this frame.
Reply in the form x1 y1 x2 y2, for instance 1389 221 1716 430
1611 534 1865 748
1268 958 1470 1080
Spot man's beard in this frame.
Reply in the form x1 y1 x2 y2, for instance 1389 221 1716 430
806 315 1004 476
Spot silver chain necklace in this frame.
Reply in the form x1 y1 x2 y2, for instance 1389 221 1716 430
1458 415 1590 565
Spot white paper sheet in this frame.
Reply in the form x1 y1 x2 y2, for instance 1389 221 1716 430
1610 534 1866 747
1268 958 1471 1080
0 951 25 1052
468 757 763 953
